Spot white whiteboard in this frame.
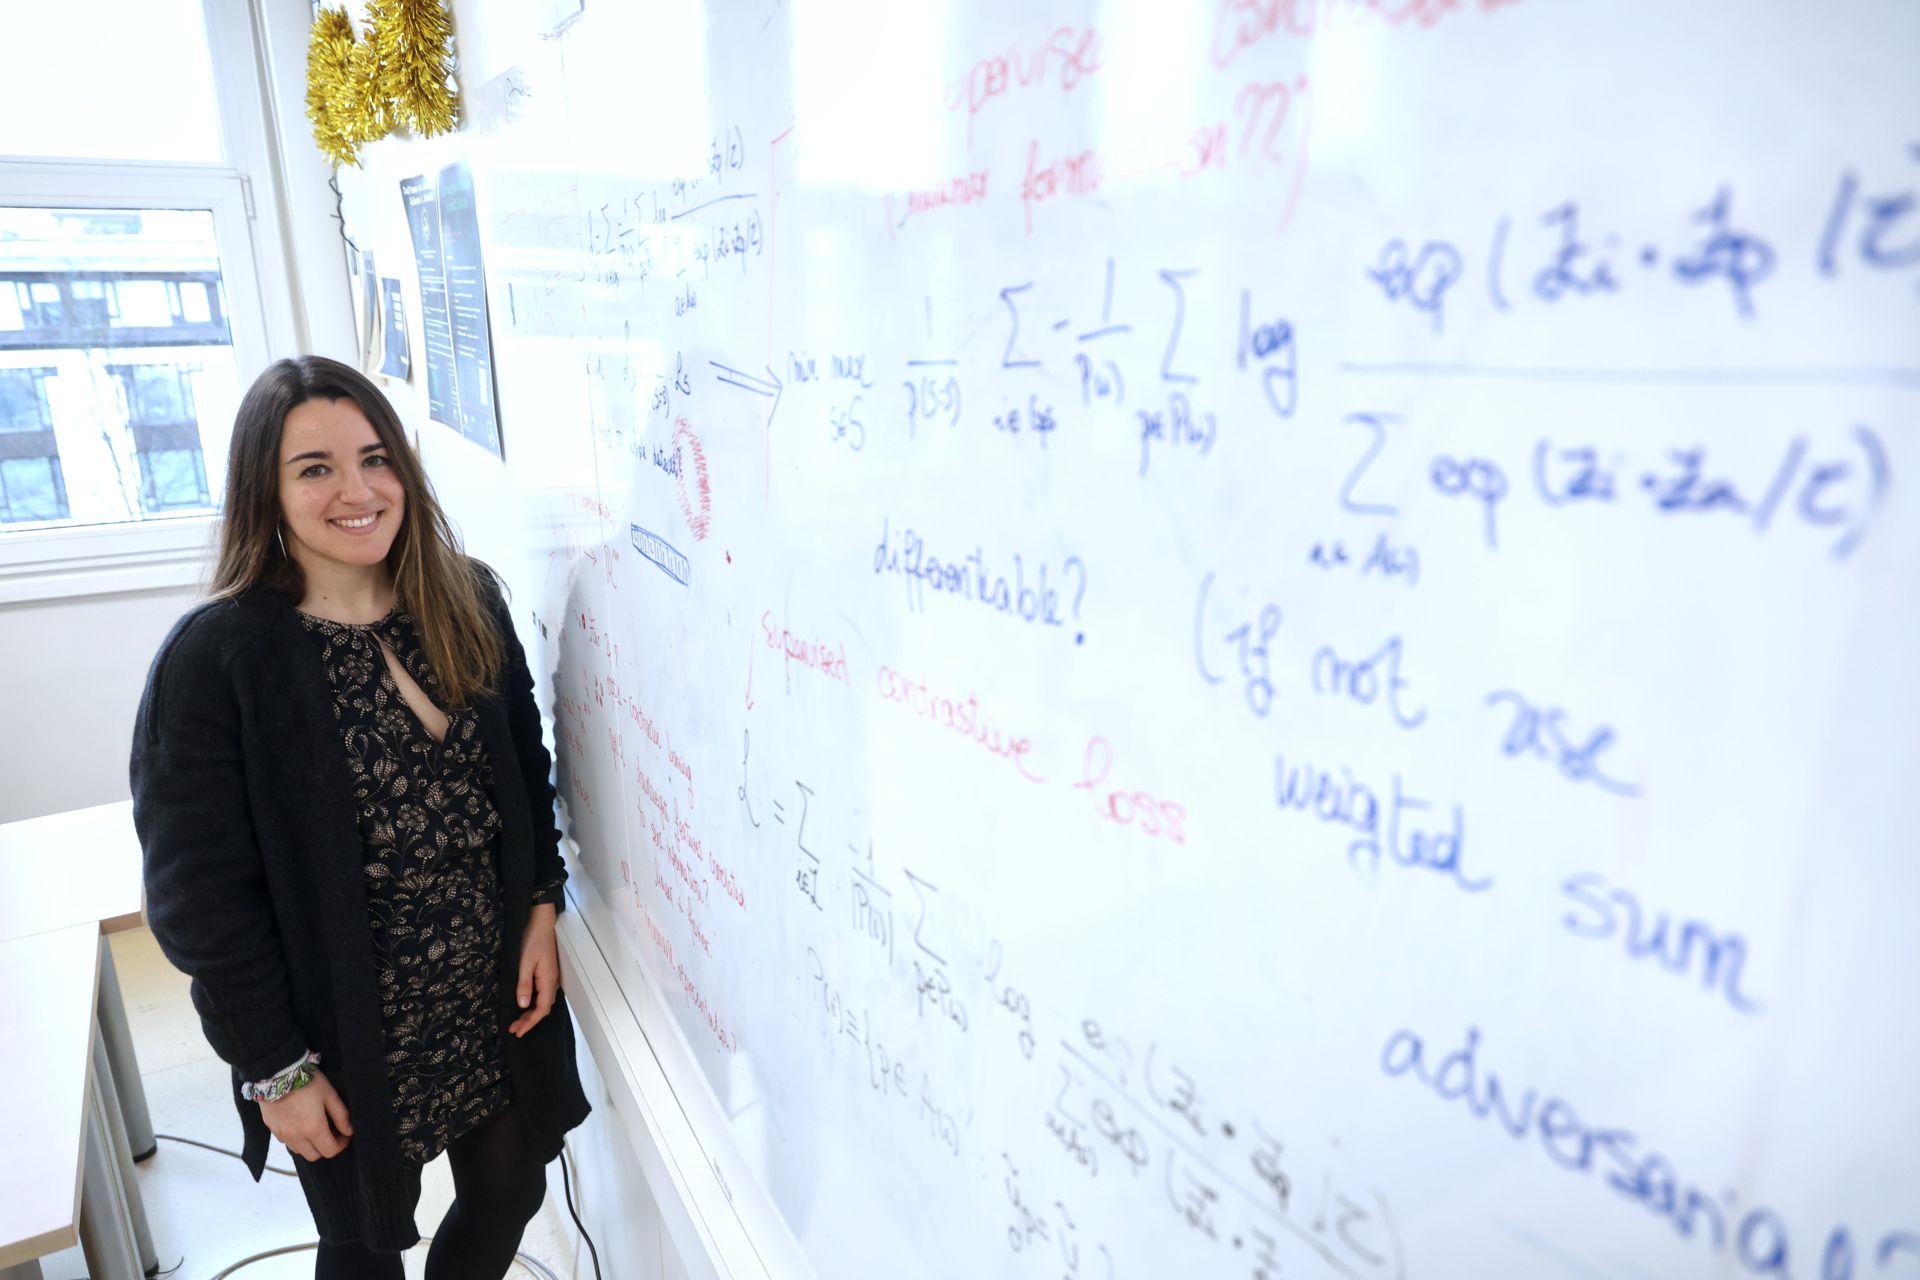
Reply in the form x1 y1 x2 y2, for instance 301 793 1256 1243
339 1 1920 1276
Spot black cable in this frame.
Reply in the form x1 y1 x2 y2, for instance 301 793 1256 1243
202 1241 561 1280
559 1143 605 1280
153 1130 601 1275
67 1260 183 1280
328 171 361 255
155 1130 298 1176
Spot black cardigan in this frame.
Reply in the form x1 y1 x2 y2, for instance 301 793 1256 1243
130 570 590 1248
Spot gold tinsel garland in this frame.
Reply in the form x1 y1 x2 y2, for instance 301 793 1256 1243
367 0 459 139
305 0 459 168
304 9 369 167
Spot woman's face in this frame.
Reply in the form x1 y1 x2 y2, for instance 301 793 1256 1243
277 396 406 575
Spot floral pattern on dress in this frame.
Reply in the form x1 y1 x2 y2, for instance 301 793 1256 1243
300 604 512 1165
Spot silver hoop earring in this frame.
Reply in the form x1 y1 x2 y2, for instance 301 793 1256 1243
275 527 288 559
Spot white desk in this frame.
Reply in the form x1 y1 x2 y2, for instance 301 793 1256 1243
0 803 156 1279
0 924 143 1280
0 801 153 1156
0 801 145 941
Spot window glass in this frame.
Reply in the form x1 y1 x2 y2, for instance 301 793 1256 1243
119 365 196 423
0 208 235 528
69 279 111 329
138 447 210 512
0 369 52 432
0 457 69 523
179 281 213 325
0 0 222 162
113 280 173 328
26 282 63 326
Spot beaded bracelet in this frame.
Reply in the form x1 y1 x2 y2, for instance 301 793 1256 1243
241 1049 322 1103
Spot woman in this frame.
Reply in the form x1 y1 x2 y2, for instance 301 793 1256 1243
132 355 590 1278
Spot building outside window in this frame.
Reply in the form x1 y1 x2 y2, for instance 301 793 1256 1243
112 362 212 513
0 206 242 527
0 366 67 522
69 279 111 329
18 281 64 328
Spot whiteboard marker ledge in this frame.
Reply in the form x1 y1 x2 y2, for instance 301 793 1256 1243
557 906 814 1280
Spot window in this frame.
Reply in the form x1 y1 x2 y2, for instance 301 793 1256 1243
113 280 172 328
178 280 214 325
0 0 223 164
0 368 53 432
70 280 110 330
118 365 197 425
0 458 70 523
111 362 212 513
0 367 69 523
0 207 240 528
0 211 235 351
24 282 63 328
0 0 306 601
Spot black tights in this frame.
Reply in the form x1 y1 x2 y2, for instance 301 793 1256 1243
313 1106 547 1280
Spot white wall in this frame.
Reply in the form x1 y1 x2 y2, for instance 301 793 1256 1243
250 0 357 360
0 582 201 821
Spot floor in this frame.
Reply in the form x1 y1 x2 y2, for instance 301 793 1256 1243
37 926 594 1280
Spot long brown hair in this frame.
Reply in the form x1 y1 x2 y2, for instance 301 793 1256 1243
210 356 503 706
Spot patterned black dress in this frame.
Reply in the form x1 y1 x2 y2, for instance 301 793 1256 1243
300 604 558 1165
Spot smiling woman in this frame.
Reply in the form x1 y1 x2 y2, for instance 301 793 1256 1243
278 398 408 579
132 355 591 1278
207 356 494 704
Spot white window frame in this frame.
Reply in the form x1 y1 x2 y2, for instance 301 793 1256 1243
0 0 304 604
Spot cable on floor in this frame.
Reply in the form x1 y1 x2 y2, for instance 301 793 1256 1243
203 1240 561 1280
73 1241 560 1280
68 1257 186 1279
155 1131 297 1176
559 1144 604 1280
142 1131 602 1278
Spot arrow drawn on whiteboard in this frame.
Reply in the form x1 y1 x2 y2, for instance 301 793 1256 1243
710 360 784 427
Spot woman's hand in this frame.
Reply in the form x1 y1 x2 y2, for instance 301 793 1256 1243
510 903 560 1037
259 1069 353 1161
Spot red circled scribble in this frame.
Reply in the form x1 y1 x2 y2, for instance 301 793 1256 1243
672 418 712 541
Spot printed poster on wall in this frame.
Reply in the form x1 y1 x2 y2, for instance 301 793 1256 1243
379 277 411 380
436 161 503 458
353 248 378 370
400 174 458 429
